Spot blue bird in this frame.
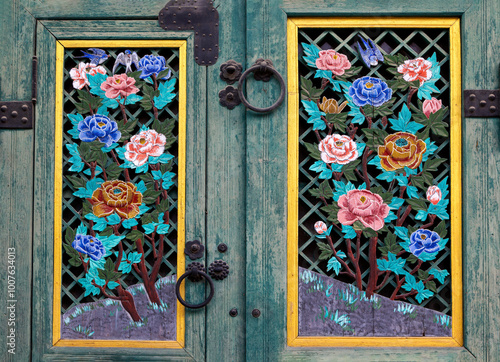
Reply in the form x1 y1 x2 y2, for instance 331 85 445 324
112 50 140 74
356 37 384 68
75 48 109 66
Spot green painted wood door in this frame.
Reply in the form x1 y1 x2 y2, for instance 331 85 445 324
0 0 498 361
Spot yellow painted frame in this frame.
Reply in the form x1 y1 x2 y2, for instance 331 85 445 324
53 40 187 349
287 17 462 348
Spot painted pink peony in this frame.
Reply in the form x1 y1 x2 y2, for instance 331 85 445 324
315 50 351 76
337 190 390 231
397 58 432 85
422 97 443 118
69 62 106 90
100 73 139 99
319 134 359 165
314 221 328 234
426 185 442 205
125 129 166 166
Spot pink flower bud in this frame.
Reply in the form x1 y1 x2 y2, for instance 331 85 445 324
422 97 443 118
426 185 442 205
314 221 328 234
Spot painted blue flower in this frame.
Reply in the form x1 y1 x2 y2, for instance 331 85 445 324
348 76 392 107
72 234 106 261
409 229 440 257
77 114 121 147
138 55 169 79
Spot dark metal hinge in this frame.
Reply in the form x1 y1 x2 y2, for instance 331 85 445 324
0 56 37 129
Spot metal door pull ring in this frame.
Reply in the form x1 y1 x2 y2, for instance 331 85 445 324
175 269 215 309
237 59 286 113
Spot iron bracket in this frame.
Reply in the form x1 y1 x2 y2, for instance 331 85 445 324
158 0 219 66
463 90 499 117
0 56 37 129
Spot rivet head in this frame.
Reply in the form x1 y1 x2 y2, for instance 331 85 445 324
252 309 261 318
21 117 28 123
480 100 487 107
489 93 496 101
229 308 238 317
1 105 7 112
11 111 18 118
490 106 497 113
1 116 7 123
469 94 476 101
217 243 228 253
468 106 476 113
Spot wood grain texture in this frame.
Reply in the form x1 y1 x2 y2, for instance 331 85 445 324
281 0 473 16
484 0 500 359
31 24 207 360
204 0 247 360
245 0 289 360
41 20 192 40
0 1 34 361
26 0 167 20
461 0 490 360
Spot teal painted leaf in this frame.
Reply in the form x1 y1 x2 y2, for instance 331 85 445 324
327 257 342 275
76 223 87 235
74 178 104 198
429 268 450 284
388 197 404 210
377 252 406 275
122 218 138 229
341 224 357 239
154 78 176 109
66 144 85 172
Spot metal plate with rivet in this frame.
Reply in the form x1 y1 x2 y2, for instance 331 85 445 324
0 102 33 129
158 0 219 66
464 90 499 117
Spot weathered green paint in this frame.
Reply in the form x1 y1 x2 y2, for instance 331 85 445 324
205 0 247 360
0 1 34 361
30 22 207 361
0 0 498 360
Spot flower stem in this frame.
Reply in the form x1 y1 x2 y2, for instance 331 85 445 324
119 101 128 123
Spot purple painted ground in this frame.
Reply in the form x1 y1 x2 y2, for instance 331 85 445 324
61 275 177 340
299 267 452 337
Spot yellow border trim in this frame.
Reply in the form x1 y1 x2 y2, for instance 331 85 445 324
53 40 187 349
287 17 463 348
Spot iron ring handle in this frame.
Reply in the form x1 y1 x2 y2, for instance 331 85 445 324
237 61 286 113
175 269 215 309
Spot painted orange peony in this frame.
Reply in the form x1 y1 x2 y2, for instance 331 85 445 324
89 180 143 219
378 132 427 171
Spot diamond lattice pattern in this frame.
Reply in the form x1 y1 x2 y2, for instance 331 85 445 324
297 28 452 314
61 48 179 313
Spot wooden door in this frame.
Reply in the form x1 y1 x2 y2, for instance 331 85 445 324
0 0 498 361
245 0 499 361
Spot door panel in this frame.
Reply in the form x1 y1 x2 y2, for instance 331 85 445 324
31 24 207 361
0 0 498 360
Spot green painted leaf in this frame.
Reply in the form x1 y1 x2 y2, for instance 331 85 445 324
406 199 427 211
341 159 361 182
126 230 143 241
434 220 447 238
426 280 437 293
304 142 321 160
418 269 430 281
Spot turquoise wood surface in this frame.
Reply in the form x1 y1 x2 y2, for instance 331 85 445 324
0 0 498 361
0 1 34 362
